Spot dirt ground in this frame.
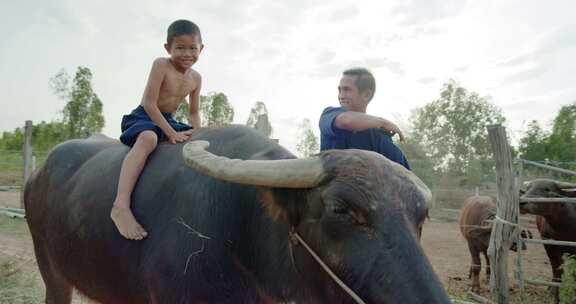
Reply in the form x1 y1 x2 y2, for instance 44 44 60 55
0 190 556 303
422 219 553 302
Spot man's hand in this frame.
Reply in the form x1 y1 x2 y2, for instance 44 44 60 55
167 130 194 144
381 120 405 141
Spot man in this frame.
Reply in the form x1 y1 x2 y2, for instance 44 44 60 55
319 67 410 170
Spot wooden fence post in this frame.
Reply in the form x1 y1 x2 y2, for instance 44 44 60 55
487 125 519 304
21 120 33 209
515 162 525 301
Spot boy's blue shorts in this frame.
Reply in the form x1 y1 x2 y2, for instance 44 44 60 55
119 105 192 147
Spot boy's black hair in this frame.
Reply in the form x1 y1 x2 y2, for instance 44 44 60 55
167 20 202 44
343 67 376 102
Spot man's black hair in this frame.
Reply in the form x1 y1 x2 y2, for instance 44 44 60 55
343 67 376 101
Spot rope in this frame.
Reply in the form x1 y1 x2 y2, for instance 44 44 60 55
291 231 367 304
493 215 520 228
460 224 491 229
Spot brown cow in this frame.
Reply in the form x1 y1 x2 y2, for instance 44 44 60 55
459 196 530 293
520 178 576 302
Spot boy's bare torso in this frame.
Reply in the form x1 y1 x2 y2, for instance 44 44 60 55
142 58 200 114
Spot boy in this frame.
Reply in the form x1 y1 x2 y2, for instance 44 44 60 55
111 20 203 240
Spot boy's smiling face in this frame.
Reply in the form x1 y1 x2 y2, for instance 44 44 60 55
164 34 203 72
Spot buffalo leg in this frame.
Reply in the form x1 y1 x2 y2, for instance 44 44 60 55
482 249 491 282
543 244 562 304
33 242 72 304
467 242 482 293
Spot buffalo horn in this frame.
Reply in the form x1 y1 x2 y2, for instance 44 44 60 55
556 181 576 192
182 140 325 188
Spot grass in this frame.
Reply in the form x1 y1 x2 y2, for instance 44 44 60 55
560 255 576 304
0 215 41 304
0 257 42 304
445 278 556 304
447 292 554 303
0 216 29 237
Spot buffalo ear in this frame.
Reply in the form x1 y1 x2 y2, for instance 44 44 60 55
520 181 531 195
257 188 306 225
249 149 305 224
258 189 289 223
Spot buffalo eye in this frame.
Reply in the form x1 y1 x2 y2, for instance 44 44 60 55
330 201 366 226
332 202 349 215
544 187 556 195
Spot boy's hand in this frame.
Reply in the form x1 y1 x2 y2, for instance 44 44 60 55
167 131 190 144
181 129 195 136
381 120 405 141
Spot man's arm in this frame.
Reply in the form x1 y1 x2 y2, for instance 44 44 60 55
187 72 202 129
141 58 179 138
335 112 404 140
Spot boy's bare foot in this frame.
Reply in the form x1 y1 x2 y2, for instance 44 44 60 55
110 205 148 240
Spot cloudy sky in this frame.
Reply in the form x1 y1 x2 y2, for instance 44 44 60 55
1 0 575 153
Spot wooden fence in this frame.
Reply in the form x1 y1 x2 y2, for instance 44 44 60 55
486 125 518 304
514 158 576 295
482 124 576 303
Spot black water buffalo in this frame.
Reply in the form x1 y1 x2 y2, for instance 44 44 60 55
25 126 449 304
520 178 576 302
459 196 530 293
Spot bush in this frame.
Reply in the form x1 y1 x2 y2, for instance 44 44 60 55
560 254 576 304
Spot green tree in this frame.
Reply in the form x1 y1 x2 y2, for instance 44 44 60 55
0 121 76 154
548 103 576 162
0 128 23 151
31 121 68 152
398 137 436 187
0 67 103 156
173 92 236 128
246 101 273 138
0 128 24 151
174 99 190 123
296 118 319 158
246 101 268 127
518 120 549 161
50 67 105 138
410 80 505 176
204 92 234 127
178 92 235 127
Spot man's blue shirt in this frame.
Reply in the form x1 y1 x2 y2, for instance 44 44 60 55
319 106 411 170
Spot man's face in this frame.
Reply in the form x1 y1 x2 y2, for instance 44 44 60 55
338 75 368 112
